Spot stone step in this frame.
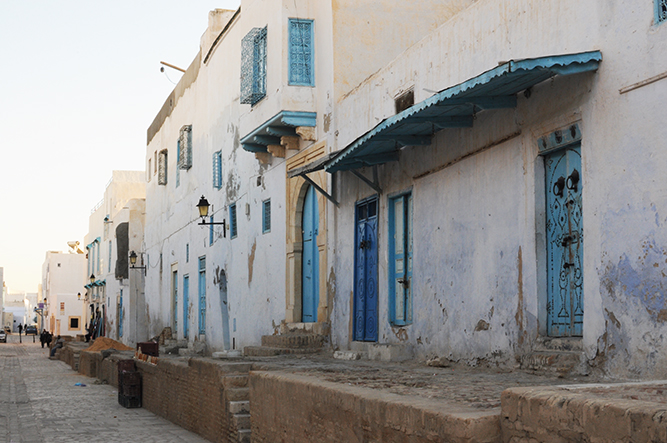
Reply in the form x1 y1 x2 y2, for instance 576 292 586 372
280 321 330 336
243 346 322 357
520 350 586 375
232 413 251 430
238 429 251 443
226 387 250 401
223 374 249 388
261 334 324 349
229 400 250 414
534 336 583 352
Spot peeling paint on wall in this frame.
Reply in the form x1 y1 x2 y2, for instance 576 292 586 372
248 240 256 285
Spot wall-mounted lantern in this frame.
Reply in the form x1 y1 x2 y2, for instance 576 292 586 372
129 251 146 275
196 196 226 237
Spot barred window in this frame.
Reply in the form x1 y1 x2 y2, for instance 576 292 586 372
288 19 314 86
178 125 192 169
658 0 667 23
240 26 267 105
212 151 222 189
158 149 168 185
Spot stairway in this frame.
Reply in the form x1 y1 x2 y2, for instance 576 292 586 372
222 368 252 442
243 322 327 357
520 337 588 375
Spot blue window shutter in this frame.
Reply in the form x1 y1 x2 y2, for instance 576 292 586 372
262 199 271 233
657 0 667 23
209 215 214 245
288 19 314 86
198 256 206 335
230 203 238 238
213 151 222 189
241 27 267 105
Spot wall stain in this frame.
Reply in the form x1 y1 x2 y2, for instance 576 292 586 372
515 246 527 346
247 240 256 285
391 326 408 342
475 320 490 331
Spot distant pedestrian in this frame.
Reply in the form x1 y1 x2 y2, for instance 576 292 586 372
40 329 47 348
17 323 23 335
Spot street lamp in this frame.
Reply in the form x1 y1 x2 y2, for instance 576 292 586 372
196 196 226 237
90 274 95 284
77 292 81 300
129 251 146 275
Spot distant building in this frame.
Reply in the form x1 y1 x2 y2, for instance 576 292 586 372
83 171 146 345
42 251 86 336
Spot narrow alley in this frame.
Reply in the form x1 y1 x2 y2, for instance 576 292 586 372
0 335 208 443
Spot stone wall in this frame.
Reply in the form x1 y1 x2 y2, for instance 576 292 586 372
249 370 501 443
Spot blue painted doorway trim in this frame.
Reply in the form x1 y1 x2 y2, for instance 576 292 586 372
183 275 189 339
302 185 319 322
353 195 379 342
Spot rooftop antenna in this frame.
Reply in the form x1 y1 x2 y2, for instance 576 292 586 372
160 61 186 73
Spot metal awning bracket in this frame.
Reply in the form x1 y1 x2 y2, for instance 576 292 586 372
351 166 382 194
302 174 339 207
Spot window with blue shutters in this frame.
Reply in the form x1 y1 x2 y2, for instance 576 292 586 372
178 125 192 169
209 215 214 246
657 0 667 23
212 151 222 189
230 203 238 238
288 19 314 86
240 26 267 105
198 256 206 335
262 199 271 233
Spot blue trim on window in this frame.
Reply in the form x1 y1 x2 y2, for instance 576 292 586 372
213 151 222 189
209 215 214 245
288 19 314 86
656 0 667 24
230 203 238 238
262 199 271 233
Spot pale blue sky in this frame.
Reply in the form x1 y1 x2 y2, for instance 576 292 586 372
0 1 240 292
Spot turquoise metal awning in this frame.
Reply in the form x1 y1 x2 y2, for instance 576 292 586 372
325 51 602 173
241 110 316 153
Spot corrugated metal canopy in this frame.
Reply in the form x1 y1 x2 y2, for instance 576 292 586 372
325 51 602 173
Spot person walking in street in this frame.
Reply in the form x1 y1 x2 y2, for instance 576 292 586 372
40 329 47 348
17 323 23 336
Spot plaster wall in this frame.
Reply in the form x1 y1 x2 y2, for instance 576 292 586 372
145 6 288 352
41 252 86 336
330 0 667 377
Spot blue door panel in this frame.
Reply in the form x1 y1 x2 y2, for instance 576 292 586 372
183 276 189 339
353 197 379 342
302 186 319 322
545 145 583 337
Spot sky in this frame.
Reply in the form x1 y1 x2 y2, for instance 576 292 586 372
0 1 241 293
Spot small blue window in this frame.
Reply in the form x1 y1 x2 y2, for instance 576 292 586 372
262 199 271 233
186 244 189 263
288 19 314 86
213 151 222 189
657 0 667 24
240 26 268 105
230 203 238 238
209 215 214 246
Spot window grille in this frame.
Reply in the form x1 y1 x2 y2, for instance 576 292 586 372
158 149 168 185
178 125 192 169
288 19 314 86
262 199 271 233
658 0 667 23
240 26 268 105
230 203 238 238
212 151 222 189
176 141 180 188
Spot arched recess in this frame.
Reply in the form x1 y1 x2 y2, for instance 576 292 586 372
285 143 329 324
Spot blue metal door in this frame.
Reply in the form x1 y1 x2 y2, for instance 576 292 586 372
183 275 189 339
545 145 583 336
354 196 379 342
302 185 319 322
172 270 178 335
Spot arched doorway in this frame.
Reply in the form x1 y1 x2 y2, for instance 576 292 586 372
302 185 319 322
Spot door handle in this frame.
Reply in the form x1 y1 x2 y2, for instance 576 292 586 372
553 176 565 197
566 169 580 193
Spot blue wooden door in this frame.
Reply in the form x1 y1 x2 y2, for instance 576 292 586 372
183 275 189 339
545 145 583 336
198 257 206 335
172 270 178 335
302 186 319 322
389 193 413 325
354 197 379 342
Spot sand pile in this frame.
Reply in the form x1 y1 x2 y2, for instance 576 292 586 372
83 337 133 352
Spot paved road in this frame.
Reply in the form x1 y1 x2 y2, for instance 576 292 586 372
0 334 209 443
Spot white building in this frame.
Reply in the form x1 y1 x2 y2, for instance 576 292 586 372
83 171 146 345
316 0 667 378
42 251 86 336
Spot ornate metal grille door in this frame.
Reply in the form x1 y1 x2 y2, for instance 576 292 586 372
545 145 583 336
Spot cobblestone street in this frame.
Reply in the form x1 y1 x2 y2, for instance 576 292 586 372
0 335 209 443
